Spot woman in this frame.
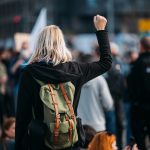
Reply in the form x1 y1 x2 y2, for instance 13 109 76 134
0 117 15 150
88 131 117 150
15 15 112 150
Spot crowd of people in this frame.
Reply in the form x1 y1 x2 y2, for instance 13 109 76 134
0 15 150 150
0 42 29 150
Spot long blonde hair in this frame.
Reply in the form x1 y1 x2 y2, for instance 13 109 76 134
28 25 72 65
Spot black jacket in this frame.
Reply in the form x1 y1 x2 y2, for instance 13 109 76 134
127 52 150 106
15 30 112 150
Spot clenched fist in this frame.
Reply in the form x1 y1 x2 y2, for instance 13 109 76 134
94 15 107 31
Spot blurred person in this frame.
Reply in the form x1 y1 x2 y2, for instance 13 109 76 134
15 15 112 150
0 117 15 150
125 51 139 75
19 41 31 60
11 41 30 75
0 48 17 117
0 59 8 126
77 54 114 132
123 51 139 144
80 125 96 150
128 51 139 63
11 42 30 112
105 42 126 150
0 49 13 70
127 36 150 150
88 131 117 150
7 50 20 116
92 45 116 135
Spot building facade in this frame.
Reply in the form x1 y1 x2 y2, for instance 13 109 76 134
0 0 150 39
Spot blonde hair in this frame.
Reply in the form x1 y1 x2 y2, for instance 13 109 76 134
28 25 72 65
88 131 116 150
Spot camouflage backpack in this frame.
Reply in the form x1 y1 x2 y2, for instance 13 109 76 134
35 79 78 150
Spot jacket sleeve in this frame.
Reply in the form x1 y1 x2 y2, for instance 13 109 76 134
15 69 33 150
77 30 112 84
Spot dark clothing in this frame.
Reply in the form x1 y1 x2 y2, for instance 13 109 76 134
43 145 80 150
127 52 150 105
114 99 124 150
131 106 150 150
106 56 125 101
0 93 5 125
106 57 125 150
127 52 150 150
0 139 15 150
15 30 112 150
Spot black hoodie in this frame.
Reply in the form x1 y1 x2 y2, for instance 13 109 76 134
15 30 112 150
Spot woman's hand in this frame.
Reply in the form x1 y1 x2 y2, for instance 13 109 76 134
94 15 107 31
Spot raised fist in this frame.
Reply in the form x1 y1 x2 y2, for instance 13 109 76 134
94 15 107 31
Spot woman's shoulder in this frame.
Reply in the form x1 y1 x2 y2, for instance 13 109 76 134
62 61 85 68
20 62 41 73
19 63 34 79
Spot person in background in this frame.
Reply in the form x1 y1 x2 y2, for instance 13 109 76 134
123 50 139 145
0 56 8 126
92 45 116 135
0 48 16 118
105 42 126 150
88 131 117 150
77 54 114 132
0 117 15 150
11 42 30 80
127 36 150 150
11 42 30 112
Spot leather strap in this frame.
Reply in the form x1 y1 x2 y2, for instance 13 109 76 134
48 84 60 144
68 119 73 144
65 115 73 144
59 83 75 121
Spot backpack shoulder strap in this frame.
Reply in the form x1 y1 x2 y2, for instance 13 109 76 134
59 83 75 121
48 84 60 144
59 83 75 144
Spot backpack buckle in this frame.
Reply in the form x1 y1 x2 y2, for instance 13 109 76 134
55 114 60 119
